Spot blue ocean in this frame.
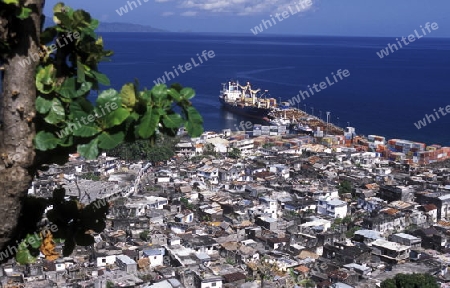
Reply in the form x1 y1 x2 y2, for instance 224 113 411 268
97 33 450 146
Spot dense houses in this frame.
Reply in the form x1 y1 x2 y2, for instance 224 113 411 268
2 128 450 287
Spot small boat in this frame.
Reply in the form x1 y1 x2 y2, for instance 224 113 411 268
268 109 291 126
294 123 313 133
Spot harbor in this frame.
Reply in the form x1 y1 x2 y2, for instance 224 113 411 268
219 80 345 137
267 106 345 136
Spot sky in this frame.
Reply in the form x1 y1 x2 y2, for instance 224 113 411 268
44 0 450 37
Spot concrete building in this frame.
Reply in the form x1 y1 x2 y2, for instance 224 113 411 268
317 197 347 218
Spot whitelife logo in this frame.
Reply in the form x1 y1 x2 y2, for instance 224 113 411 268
19 31 80 67
55 102 118 138
376 22 439 59
414 104 450 130
288 69 350 106
116 0 149 16
153 50 215 85
250 0 312 35
0 223 58 261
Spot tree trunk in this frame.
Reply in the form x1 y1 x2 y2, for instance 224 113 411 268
0 0 44 252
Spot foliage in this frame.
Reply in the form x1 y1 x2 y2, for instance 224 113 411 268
345 226 361 238
15 187 109 264
228 147 241 159
0 2 204 264
139 230 149 241
337 180 352 195
0 0 32 46
380 273 439 288
33 3 203 161
298 279 316 288
342 215 352 224
107 134 179 163
81 172 100 181
225 257 235 264
202 143 217 156
180 197 195 211
334 218 343 225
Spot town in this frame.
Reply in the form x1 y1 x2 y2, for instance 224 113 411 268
2 126 450 288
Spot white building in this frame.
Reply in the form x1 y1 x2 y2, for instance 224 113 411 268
317 197 347 218
259 197 278 219
96 254 116 267
197 166 219 184
146 196 168 210
228 138 254 155
143 248 165 268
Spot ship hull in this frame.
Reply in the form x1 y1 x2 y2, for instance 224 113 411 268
219 97 271 119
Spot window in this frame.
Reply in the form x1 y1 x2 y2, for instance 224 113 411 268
212 283 217 287
102 259 106 263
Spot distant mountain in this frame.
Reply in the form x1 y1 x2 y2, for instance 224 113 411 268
97 22 167 33
43 19 167 33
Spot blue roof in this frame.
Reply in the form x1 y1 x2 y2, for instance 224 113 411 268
143 248 165 256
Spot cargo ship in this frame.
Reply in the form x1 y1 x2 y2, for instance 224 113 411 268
219 81 277 119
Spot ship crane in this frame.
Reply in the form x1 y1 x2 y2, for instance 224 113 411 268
238 82 261 95
238 82 261 105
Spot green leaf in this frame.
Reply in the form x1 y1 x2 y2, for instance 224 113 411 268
129 111 140 121
36 96 52 114
186 106 203 124
76 81 93 97
162 113 184 128
72 125 100 137
59 135 74 147
3 0 19 5
185 121 204 138
40 27 57 45
137 107 160 138
180 87 195 100
36 65 56 94
77 138 99 159
54 12 72 29
120 83 136 108
69 100 90 120
139 90 152 103
185 107 203 137
102 107 130 128
25 233 42 249
77 60 86 83
17 7 32 20
57 78 77 98
90 70 110 86
73 10 91 28
89 19 99 30
44 98 65 124
98 132 124 149
96 89 120 107
152 84 167 101
167 88 181 102
53 2 65 13
35 131 60 150
16 244 37 264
